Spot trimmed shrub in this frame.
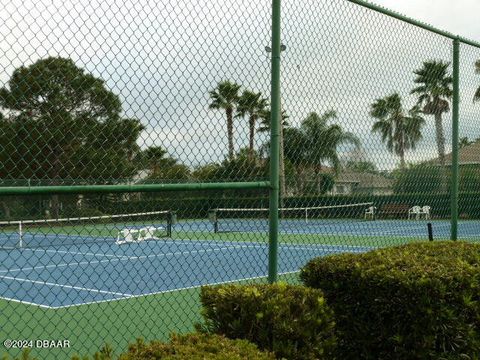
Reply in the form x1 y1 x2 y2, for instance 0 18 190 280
1 349 38 360
300 241 480 360
198 283 336 360
71 344 114 360
116 333 274 360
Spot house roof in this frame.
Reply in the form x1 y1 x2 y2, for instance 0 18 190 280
335 170 394 189
430 140 480 166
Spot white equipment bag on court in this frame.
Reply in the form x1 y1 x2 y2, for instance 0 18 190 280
116 226 164 245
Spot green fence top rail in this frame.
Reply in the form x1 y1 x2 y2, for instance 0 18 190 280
347 0 480 48
0 181 271 195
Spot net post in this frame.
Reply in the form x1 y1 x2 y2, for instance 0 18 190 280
18 221 23 248
268 0 281 284
305 208 308 223
208 209 218 233
451 37 460 241
167 211 176 237
427 223 434 241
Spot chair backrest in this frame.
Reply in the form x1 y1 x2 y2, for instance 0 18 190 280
422 206 431 212
367 206 375 212
410 206 421 213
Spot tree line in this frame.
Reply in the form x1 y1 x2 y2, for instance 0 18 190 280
1 56 480 218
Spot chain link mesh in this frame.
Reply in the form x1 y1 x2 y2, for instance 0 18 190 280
0 0 479 357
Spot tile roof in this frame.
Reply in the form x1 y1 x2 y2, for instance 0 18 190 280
431 141 480 165
336 170 394 189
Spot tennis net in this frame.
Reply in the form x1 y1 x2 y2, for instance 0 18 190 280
209 202 374 233
0 210 175 249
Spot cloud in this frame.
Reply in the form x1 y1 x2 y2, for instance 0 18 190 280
372 0 480 41
1 0 479 172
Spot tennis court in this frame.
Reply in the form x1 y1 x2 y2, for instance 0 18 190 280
0 230 371 308
1 209 479 309
201 217 480 239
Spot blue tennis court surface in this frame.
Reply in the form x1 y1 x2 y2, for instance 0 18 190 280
0 237 372 308
1 218 478 308
187 218 480 239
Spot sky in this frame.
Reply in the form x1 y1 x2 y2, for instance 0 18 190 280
373 0 480 41
0 0 479 173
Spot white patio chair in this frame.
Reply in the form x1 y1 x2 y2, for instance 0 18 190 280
421 206 431 220
364 206 376 220
408 206 422 220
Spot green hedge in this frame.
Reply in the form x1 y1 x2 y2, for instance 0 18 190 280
88 192 480 220
116 334 274 360
3 335 273 360
70 334 273 360
1 349 37 360
4 191 480 221
300 241 480 360
198 283 336 360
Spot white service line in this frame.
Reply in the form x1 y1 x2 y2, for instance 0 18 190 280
0 243 256 274
48 270 302 309
0 295 54 309
367 222 451 236
227 243 373 252
0 242 373 275
20 247 130 259
285 221 450 238
0 274 131 297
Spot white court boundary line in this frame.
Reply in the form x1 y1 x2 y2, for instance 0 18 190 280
2 220 477 309
0 274 132 298
279 221 453 238
20 247 130 259
7 232 122 254
1 270 302 310
0 243 376 309
164 238 375 250
0 242 373 275
0 243 260 274
0 295 53 309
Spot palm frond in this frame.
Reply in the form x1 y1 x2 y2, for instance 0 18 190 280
474 87 480 102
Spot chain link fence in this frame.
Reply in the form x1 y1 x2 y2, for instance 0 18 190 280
0 0 479 357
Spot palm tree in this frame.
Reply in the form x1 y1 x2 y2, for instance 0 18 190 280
371 94 425 169
258 108 289 133
411 61 452 166
474 60 480 102
236 90 268 160
282 126 309 194
259 106 289 197
300 111 360 189
209 81 241 160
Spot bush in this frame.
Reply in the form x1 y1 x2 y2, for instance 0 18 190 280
116 333 273 360
88 191 480 220
71 344 114 360
300 241 480 360
198 283 336 360
1 349 38 360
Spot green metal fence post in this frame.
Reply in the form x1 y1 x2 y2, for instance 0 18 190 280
451 37 460 241
268 0 281 283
